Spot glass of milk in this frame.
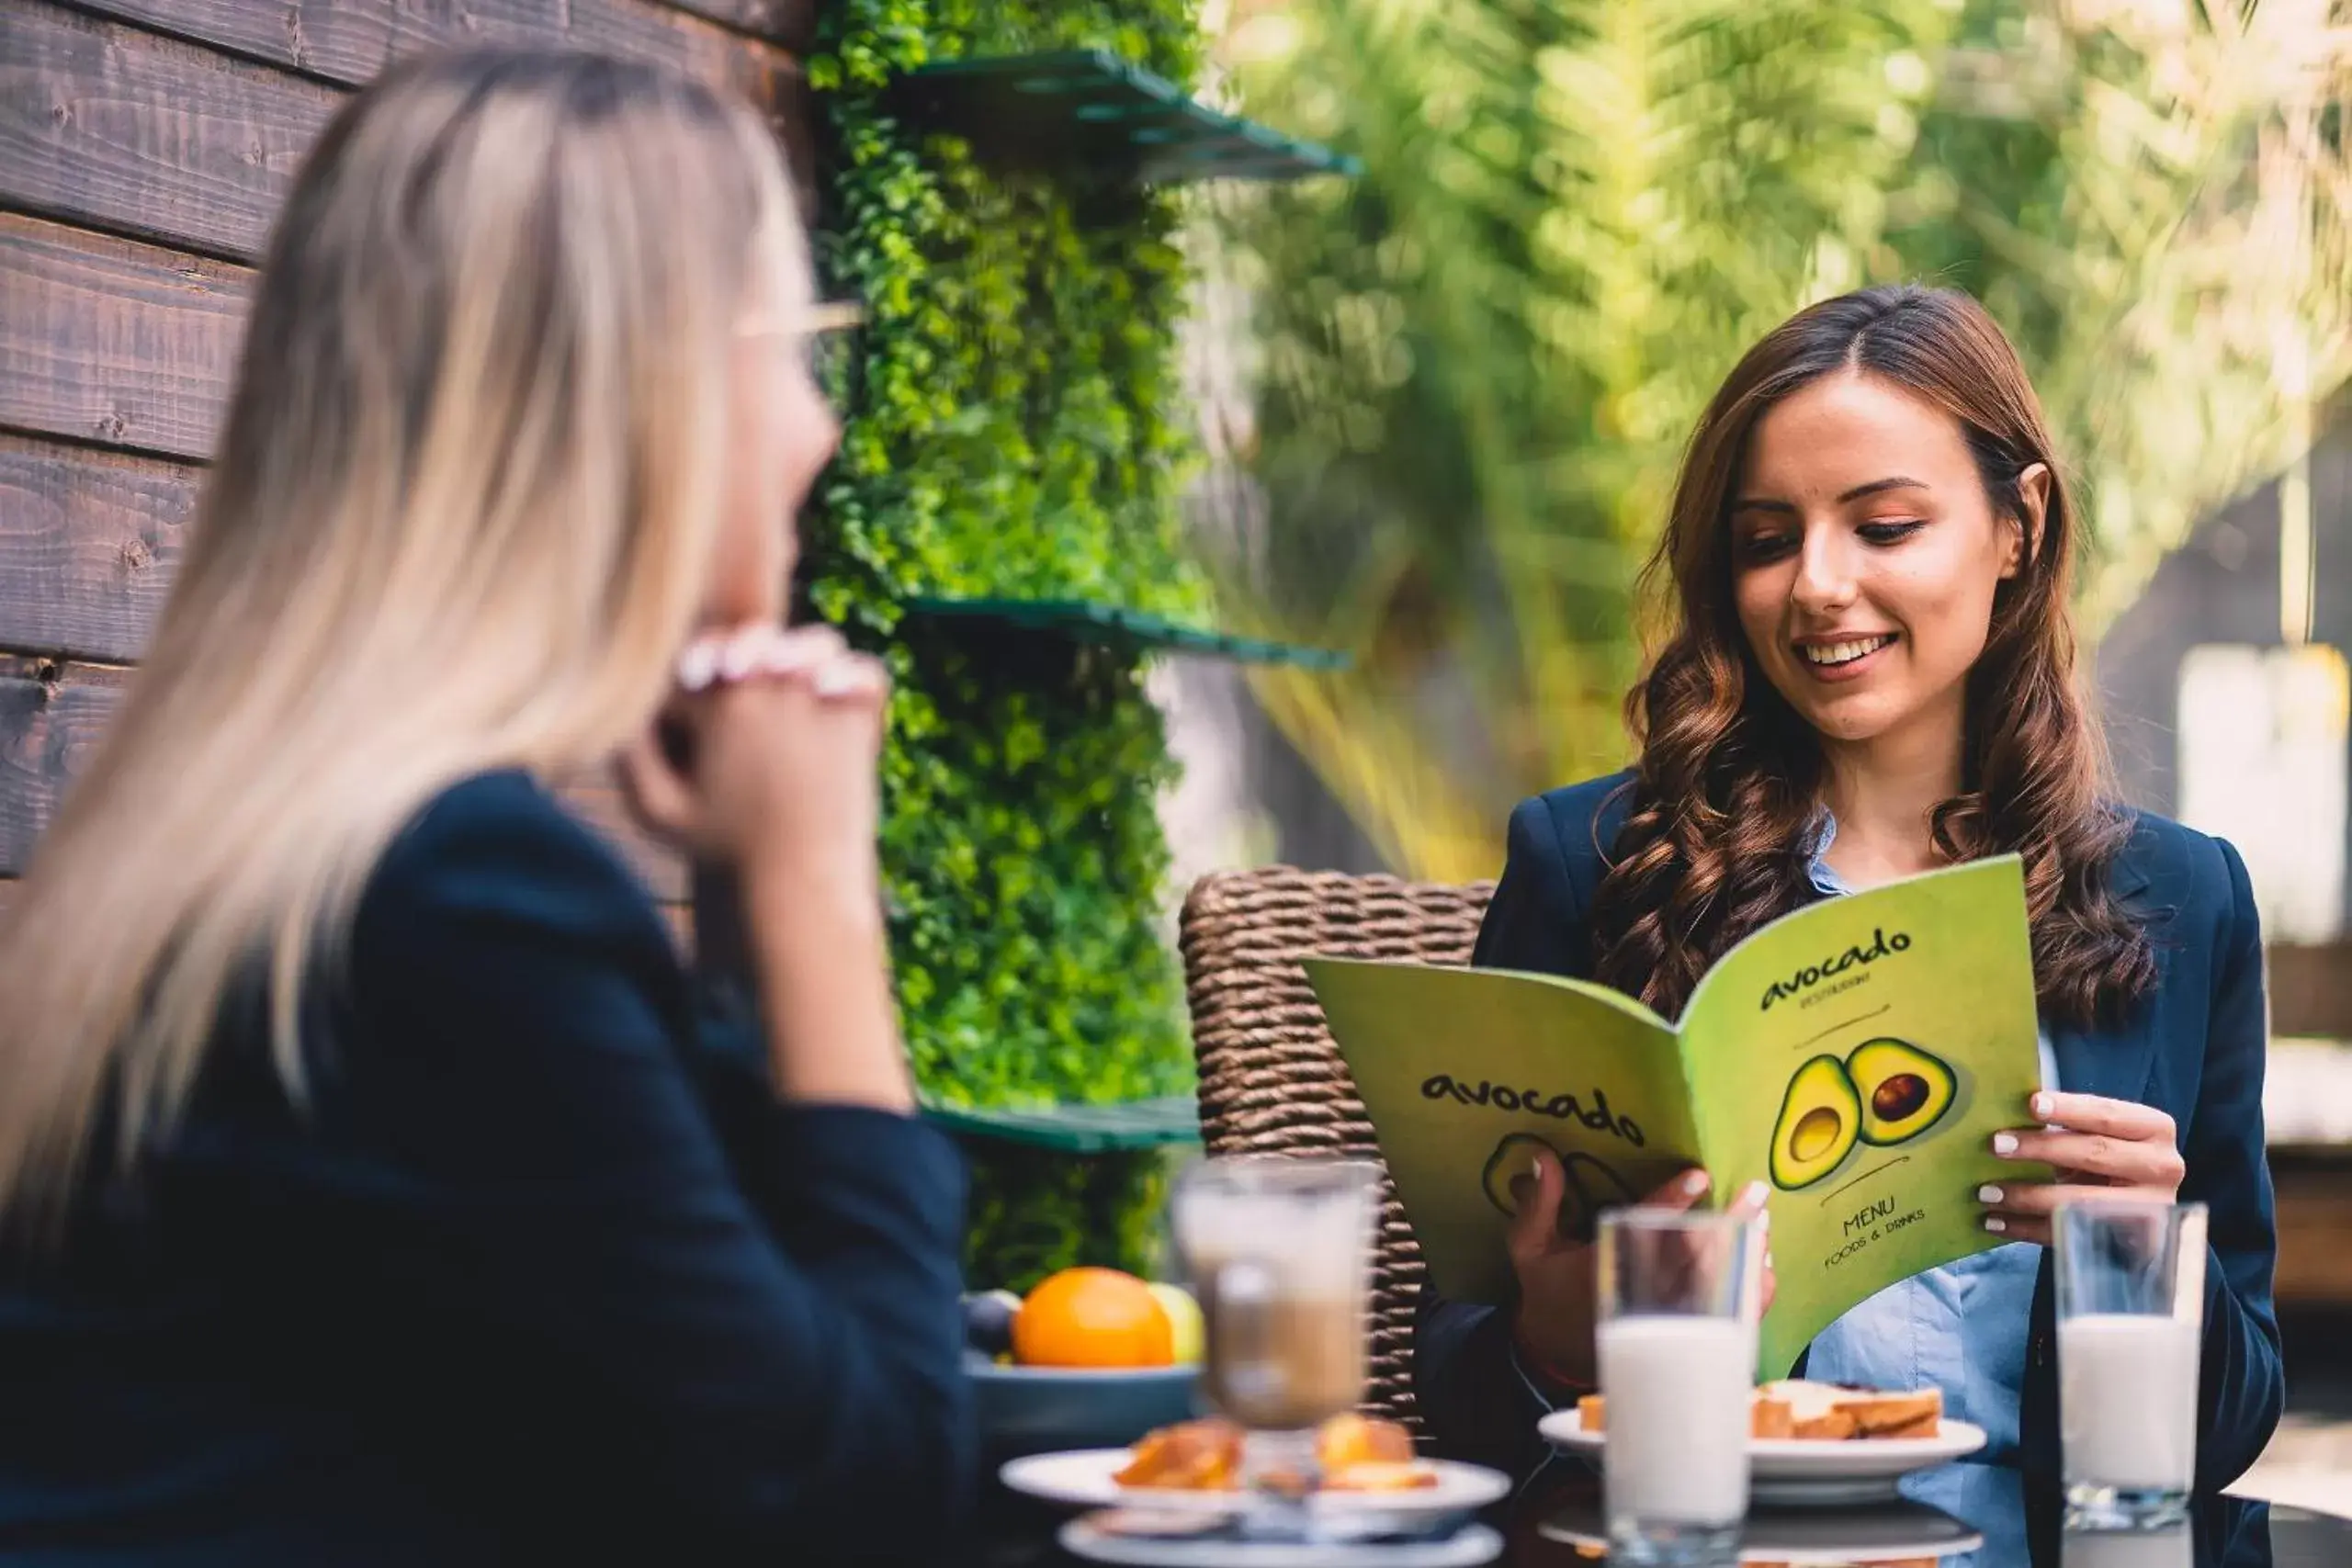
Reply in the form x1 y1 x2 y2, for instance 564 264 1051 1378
2064 1522 2194 1568
2054 1200 2208 1530
1596 1207 1762 1566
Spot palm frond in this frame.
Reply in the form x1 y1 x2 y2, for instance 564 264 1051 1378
1204 0 2351 878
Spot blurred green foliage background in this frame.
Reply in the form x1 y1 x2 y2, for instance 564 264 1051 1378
809 0 1206 1288
801 0 2347 1286
1204 0 2351 878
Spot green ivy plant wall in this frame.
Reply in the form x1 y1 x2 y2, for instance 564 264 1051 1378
808 0 1206 1291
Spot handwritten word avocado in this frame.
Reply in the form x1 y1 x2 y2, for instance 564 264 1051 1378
1848 1037 1955 1145
1478 1133 1637 1243
1769 1055 1864 1190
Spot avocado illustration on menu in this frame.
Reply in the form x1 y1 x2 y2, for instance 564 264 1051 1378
1769 1055 1863 1190
1304 854 2049 1378
1769 1038 1955 1190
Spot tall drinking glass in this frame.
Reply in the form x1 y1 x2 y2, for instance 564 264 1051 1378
1597 1208 1762 1567
2055 1200 2208 1530
2064 1524 2194 1568
1169 1156 1379 1535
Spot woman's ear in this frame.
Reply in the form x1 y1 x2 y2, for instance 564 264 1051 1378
2004 462 2052 580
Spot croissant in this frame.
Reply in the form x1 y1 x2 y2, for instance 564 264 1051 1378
1114 1413 1431 1493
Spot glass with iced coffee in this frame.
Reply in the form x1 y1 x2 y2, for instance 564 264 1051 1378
1169 1156 1380 1533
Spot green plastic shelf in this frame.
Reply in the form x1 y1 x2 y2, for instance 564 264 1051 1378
920 1094 1202 1153
900 595 1351 670
887 49 1360 186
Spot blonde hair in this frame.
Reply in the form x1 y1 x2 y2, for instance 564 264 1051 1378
0 51 809 1223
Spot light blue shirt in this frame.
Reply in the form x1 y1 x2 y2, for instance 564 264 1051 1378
1798 818 2052 1506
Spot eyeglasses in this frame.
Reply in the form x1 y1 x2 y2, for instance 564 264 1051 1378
801 300 865 334
737 299 864 395
735 299 865 337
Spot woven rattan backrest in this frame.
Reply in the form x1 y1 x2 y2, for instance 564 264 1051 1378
1177 867 1496 1432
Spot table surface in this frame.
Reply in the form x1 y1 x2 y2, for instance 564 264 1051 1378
976 1461 2352 1566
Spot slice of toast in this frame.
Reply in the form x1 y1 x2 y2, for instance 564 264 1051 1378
1761 1380 1942 1439
1843 1391 1942 1439
1575 1389 1793 1439
1758 1379 1860 1440
1578 1382 1941 1442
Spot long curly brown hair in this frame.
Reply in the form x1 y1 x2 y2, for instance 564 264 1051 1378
1589 285 2156 1032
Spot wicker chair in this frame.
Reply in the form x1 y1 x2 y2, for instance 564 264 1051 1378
1177 866 1496 1432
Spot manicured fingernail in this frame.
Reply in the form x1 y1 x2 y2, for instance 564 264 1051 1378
1978 1185 2004 1204
1531 1157 1543 1180
1739 1179 1770 1210
1984 1216 2007 1235
1765 1249 1776 1272
1682 1170 1711 1197
1992 1134 2019 1156
2031 1093 2053 1119
720 638 760 680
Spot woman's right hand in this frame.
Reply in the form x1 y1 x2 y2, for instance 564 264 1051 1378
618 623 888 894
621 622 911 1111
1507 1160 1775 1389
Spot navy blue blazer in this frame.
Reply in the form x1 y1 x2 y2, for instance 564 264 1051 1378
1414 773 2284 1490
0 772 973 1565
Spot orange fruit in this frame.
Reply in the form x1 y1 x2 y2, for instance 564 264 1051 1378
1012 1267 1175 1369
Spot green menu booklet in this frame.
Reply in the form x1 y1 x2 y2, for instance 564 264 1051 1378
1303 854 2050 1378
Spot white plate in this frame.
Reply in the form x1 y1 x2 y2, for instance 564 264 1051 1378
1060 1516 1504 1567
1000 1449 1512 1519
1535 1501 1984 1563
1536 1409 1987 1506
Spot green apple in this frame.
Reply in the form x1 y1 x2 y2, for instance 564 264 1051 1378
1148 1281 1204 1366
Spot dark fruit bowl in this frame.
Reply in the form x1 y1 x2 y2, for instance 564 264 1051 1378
965 1353 1202 1458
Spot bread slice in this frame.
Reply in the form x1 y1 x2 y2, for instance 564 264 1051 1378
1577 1382 1941 1442
1575 1389 1792 1439
1758 1379 1860 1439
1848 1395 1942 1439
1760 1380 1942 1439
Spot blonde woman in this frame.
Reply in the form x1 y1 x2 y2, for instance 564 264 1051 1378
0 51 968 1562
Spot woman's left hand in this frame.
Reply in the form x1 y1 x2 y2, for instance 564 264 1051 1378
1977 1090 2185 1247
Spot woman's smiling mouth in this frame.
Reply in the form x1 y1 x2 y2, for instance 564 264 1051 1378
1795 632 1898 677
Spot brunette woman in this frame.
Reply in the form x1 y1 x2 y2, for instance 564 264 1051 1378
1415 286 2280 1495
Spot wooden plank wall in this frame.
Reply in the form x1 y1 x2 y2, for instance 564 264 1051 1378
0 0 818 934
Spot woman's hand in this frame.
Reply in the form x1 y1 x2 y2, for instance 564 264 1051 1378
1508 1161 1776 1390
619 622 910 1111
618 623 888 893
1978 1090 2185 1247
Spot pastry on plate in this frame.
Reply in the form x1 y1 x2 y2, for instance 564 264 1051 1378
1316 1412 1417 1470
1114 1417 1241 1489
1114 1413 1433 1492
